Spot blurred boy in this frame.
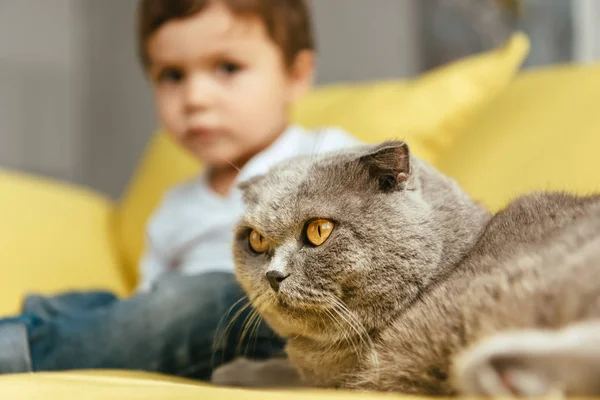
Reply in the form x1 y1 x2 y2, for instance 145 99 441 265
0 0 359 379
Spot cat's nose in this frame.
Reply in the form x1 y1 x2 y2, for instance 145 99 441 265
266 270 289 292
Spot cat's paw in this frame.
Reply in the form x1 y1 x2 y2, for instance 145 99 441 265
454 323 600 398
211 357 308 388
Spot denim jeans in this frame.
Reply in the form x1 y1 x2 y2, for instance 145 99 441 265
0 272 285 379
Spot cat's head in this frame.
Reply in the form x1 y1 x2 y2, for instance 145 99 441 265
233 141 488 341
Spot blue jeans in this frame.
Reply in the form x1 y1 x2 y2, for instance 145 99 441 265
0 272 285 379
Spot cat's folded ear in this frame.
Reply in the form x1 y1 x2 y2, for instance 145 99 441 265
238 175 265 203
238 175 262 191
359 141 411 192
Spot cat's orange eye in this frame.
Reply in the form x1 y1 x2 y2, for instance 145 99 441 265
249 230 269 253
306 219 335 246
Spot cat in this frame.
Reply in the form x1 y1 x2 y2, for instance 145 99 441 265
225 141 600 396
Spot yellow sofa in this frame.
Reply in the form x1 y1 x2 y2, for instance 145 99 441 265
1 33 600 398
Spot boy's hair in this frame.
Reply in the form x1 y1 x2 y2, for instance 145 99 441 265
138 0 314 69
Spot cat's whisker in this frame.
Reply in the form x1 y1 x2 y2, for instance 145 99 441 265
323 300 361 358
248 312 264 357
290 129 326 217
238 296 261 350
213 295 249 349
329 304 362 357
308 130 325 170
212 297 253 366
322 307 351 353
236 294 268 356
337 300 379 365
315 311 337 353
213 297 251 351
328 298 361 339
219 154 269 197
237 308 259 355
218 156 242 172
244 304 267 357
316 309 339 352
330 297 380 381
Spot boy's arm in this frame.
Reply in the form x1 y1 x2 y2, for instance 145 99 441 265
136 193 178 293
135 183 190 293
136 247 168 293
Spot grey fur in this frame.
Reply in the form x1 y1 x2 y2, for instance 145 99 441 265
231 141 600 396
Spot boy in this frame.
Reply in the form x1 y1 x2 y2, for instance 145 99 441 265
0 0 360 380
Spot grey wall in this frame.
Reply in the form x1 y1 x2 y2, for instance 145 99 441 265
0 0 156 194
1 1 597 198
79 0 157 197
573 0 600 63
311 0 422 84
0 0 422 198
0 1 85 183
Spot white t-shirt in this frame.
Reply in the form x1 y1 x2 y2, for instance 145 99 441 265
137 125 361 291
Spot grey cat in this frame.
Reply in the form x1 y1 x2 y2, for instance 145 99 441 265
225 141 600 396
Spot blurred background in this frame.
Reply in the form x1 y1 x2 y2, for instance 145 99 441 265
0 0 598 199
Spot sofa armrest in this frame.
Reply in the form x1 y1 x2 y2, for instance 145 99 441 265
0 169 131 315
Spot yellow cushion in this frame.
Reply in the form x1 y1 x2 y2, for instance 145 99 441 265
437 62 600 212
0 169 129 315
115 33 529 284
292 32 530 163
0 371 406 400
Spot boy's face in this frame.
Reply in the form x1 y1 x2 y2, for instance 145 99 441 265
147 3 313 168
